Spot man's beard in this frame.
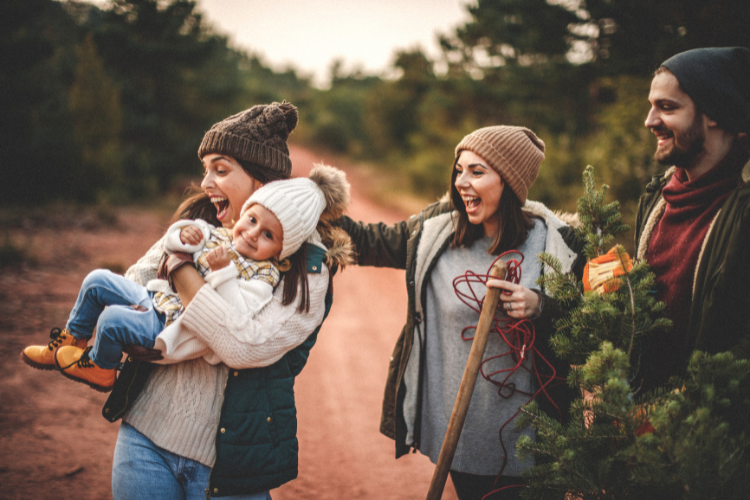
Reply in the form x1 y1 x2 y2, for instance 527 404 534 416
654 114 705 168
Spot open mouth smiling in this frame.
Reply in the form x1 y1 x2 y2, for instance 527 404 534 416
211 196 229 219
652 128 673 146
462 195 480 211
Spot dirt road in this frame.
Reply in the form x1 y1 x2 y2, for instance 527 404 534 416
0 145 457 499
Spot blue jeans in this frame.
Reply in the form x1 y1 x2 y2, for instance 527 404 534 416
66 269 165 369
113 422 271 500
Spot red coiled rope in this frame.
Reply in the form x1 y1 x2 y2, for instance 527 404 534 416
451 250 566 499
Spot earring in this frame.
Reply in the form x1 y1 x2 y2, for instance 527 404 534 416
276 259 291 272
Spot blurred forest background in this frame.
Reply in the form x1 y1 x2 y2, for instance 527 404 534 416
3 0 750 223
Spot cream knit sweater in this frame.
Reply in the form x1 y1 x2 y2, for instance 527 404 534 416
122 236 330 466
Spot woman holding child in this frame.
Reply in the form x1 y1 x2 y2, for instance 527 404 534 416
21 102 353 499
340 126 583 500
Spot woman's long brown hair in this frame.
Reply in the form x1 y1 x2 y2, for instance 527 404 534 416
171 185 219 225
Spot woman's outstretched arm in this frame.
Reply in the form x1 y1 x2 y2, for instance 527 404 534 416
339 200 453 269
339 215 411 269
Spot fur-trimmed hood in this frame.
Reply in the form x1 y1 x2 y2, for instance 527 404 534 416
318 223 356 270
311 163 356 270
310 164 350 222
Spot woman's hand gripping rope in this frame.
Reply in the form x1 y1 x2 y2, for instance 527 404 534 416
489 279 541 319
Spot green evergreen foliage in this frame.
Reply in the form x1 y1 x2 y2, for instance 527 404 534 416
86 0 247 195
306 0 750 218
0 0 80 204
302 64 381 156
516 342 642 500
583 76 658 227
585 0 750 77
0 0 313 204
516 167 749 500
575 165 629 259
69 33 123 201
364 49 436 156
631 352 750 499
538 167 669 366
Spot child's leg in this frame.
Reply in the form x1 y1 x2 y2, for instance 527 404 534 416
21 269 150 370
54 293 164 391
66 269 153 340
86 302 165 369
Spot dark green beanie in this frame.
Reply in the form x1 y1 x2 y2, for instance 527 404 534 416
198 101 298 178
661 47 750 133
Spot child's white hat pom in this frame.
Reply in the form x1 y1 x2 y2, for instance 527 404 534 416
240 164 350 260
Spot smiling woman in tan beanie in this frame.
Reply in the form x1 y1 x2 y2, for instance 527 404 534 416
340 125 583 500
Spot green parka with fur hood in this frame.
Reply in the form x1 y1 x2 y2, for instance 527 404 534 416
341 199 584 458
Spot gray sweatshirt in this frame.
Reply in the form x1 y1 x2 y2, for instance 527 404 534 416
419 219 547 476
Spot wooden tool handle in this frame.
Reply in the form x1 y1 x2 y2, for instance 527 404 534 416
426 260 508 500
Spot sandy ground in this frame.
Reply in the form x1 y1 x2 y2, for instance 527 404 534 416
0 145 457 499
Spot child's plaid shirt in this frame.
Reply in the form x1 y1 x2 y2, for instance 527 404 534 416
153 227 280 326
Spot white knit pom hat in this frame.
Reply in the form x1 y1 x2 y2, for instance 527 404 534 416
240 164 350 260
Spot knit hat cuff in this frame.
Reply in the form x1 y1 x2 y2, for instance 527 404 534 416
198 131 292 177
457 135 530 203
661 47 750 133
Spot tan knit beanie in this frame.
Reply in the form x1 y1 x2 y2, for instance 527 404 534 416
455 126 545 204
240 164 350 260
198 101 298 178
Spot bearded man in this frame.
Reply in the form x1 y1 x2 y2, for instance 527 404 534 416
634 47 750 392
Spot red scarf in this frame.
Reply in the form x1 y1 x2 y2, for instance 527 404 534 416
644 143 747 387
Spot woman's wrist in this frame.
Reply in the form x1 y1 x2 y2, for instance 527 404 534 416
529 289 543 320
159 253 195 289
171 262 207 307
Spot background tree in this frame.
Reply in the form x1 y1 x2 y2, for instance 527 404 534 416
85 0 246 195
2 0 749 214
68 33 123 202
0 0 79 204
0 0 311 204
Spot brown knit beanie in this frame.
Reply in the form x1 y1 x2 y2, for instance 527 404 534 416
455 126 545 204
198 101 298 178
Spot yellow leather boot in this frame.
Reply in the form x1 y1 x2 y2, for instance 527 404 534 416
21 328 88 370
54 346 116 392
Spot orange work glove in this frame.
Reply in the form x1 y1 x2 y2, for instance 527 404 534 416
583 246 633 294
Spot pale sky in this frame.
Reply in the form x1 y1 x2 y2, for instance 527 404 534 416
197 0 473 86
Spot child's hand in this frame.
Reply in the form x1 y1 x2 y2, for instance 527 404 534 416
180 225 204 246
207 246 231 271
